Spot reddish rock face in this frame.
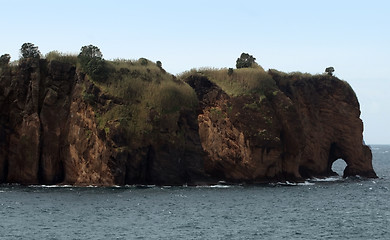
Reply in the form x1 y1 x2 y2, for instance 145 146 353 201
0 59 205 186
186 73 377 183
0 60 376 186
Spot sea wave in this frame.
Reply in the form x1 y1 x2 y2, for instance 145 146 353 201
29 185 74 188
310 176 343 182
209 184 231 188
273 181 315 186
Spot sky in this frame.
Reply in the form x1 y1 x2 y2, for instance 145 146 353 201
1 0 389 144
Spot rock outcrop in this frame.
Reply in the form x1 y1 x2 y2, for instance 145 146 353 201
0 60 376 186
186 72 377 183
0 59 205 185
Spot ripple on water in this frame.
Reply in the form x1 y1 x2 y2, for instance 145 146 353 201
0 145 389 239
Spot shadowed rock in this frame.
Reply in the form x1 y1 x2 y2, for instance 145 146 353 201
185 73 376 183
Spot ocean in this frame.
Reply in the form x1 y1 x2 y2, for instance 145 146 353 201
1 145 389 240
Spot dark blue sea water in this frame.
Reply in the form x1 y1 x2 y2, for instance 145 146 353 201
1 145 389 240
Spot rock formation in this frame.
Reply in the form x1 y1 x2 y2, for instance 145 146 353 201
186 71 377 182
0 59 376 186
0 59 205 185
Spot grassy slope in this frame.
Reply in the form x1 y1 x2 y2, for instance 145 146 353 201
45 52 198 144
178 65 277 98
42 51 350 145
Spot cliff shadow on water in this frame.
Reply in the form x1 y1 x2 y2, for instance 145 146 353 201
0 56 376 186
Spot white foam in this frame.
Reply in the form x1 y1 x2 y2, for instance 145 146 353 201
209 184 231 188
310 176 342 182
274 181 299 186
29 185 73 188
297 181 315 186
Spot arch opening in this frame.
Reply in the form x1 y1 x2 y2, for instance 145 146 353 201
328 142 347 176
331 159 347 176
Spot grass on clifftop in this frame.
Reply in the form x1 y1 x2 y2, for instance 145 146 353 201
44 51 198 142
179 65 277 97
45 51 78 66
90 58 198 142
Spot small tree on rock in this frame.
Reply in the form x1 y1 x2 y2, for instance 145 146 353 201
325 67 335 76
78 45 107 82
78 45 103 66
20 43 41 59
236 52 256 69
227 68 234 76
0 54 11 66
140 58 148 66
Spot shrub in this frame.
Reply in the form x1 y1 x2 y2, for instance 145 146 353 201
236 52 256 69
20 43 41 59
92 57 198 141
140 58 148 66
45 51 78 65
187 67 274 97
325 67 335 76
227 68 234 76
0 54 11 66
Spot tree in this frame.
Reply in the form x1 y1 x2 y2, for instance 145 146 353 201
20 43 41 59
78 45 107 82
156 60 162 68
325 67 335 76
0 54 11 66
227 68 234 76
236 52 256 69
79 45 103 59
140 58 148 66
78 45 103 67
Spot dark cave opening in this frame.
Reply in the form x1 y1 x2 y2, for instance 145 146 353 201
328 142 347 176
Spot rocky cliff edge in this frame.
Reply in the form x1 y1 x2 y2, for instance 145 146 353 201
0 60 376 185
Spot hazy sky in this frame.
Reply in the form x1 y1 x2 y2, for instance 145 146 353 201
2 0 389 144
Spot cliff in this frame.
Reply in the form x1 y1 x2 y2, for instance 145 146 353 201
185 70 376 183
0 59 376 186
0 58 205 185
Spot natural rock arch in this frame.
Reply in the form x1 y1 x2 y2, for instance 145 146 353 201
328 142 346 176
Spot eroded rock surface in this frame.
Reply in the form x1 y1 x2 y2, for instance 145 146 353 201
186 73 377 183
0 60 376 186
0 59 205 185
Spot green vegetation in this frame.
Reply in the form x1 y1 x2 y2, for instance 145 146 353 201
179 66 277 97
325 67 335 76
236 52 256 69
2 43 354 152
209 107 226 120
8 43 197 143
227 68 233 76
78 45 108 82
268 68 331 80
45 51 78 65
90 58 198 142
177 52 279 100
20 43 41 59
0 54 10 66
